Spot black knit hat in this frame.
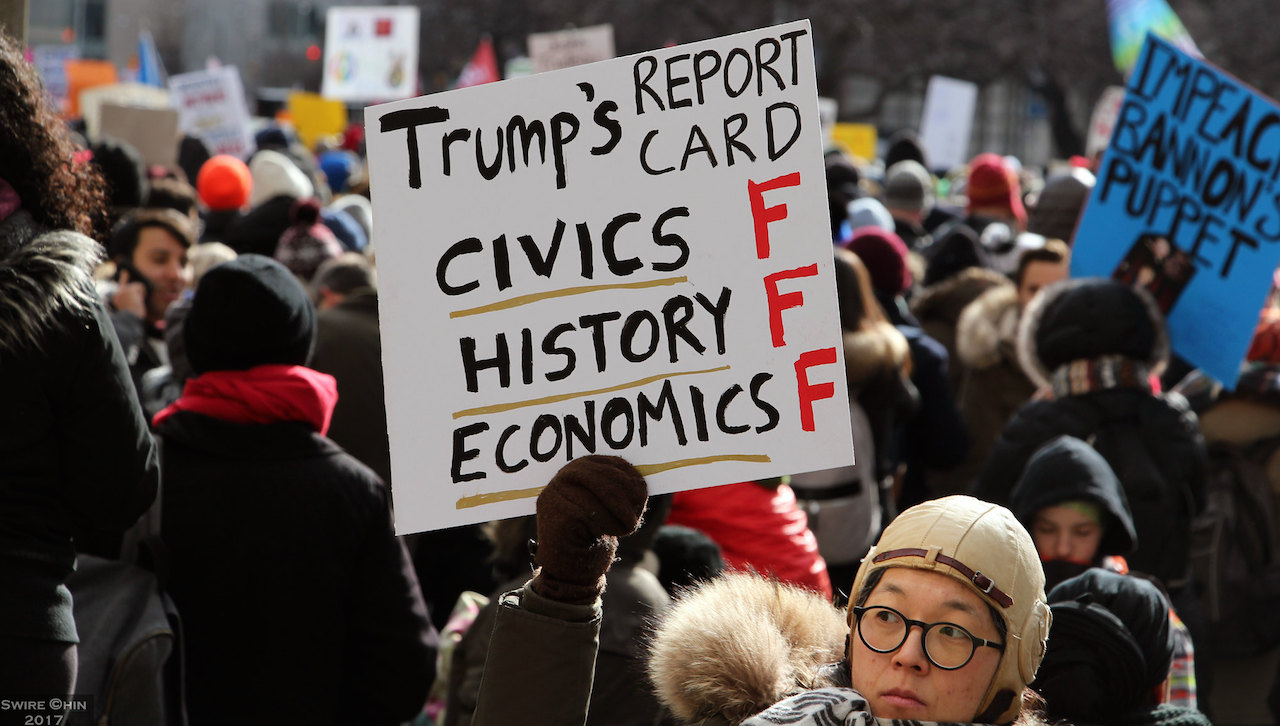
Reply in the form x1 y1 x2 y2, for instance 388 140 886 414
184 254 316 374
1017 278 1169 388
1033 568 1173 719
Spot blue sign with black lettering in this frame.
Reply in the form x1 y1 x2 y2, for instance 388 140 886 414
1074 33 1280 385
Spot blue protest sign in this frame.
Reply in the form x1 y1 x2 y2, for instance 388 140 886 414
1073 33 1280 385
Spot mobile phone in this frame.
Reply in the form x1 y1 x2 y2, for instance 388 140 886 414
113 258 154 304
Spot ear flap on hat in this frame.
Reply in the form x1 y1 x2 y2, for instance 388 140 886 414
1020 598 1052 683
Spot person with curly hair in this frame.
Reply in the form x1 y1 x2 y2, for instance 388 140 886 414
0 31 158 701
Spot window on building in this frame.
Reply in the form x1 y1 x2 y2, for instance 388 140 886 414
267 1 324 39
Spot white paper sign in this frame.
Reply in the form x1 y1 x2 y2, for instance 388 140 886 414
168 66 255 159
528 24 616 73
366 20 852 533
1086 85 1127 161
919 75 978 171
322 6 420 101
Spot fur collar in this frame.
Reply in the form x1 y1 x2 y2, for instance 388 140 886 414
956 284 1020 370
0 211 103 354
910 267 1010 325
647 573 848 725
844 322 910 388
1016 278 1169 390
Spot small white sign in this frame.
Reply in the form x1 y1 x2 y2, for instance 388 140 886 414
528 24 616 73
919 75 978 171
366 20 853 533
1086 85 1127 161
168 66 255 159
321 6 420 102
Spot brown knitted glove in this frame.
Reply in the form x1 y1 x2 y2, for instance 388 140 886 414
529 455 649 605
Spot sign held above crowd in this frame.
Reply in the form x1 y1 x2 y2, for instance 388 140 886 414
1073 33 1280 385
322 6 420 102
365 20 853 533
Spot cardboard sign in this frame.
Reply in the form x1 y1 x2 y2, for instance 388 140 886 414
832 123 877 162
64 59 118 118
919 75 978 172
1073 34 1280 385
168 66 255 159
81 83 172 142
287 91 349 151
321 6 419 101
528 24 615 73
366 20 852 533
99 103 181 168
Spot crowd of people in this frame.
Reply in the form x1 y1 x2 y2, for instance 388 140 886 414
4 22 1280 726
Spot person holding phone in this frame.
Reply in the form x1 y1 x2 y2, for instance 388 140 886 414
105 207 195 394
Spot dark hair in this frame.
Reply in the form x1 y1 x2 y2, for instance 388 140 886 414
1014 239 1070 287
0 33 109 240
311 253 375 297
146 177 200 219
110 208 197 261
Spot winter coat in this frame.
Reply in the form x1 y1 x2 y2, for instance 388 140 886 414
792 324 914 573
667 482 832 598
101 283 168 404
470 582 602 726
0 212 158 643
972 279 1207 588
157 410 437 725
935 284 1036 495
910 267 1010 396
448 566 670 726
973 390 1205 586
310 290 390 485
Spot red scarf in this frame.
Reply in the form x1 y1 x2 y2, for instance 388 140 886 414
153 365 339 435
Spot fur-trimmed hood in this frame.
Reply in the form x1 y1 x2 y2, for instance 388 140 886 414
1016 278 1169 390
0 210 103 355
956 284 1020 370
844 322 910 388
910 267 1010 327
647 573 848 726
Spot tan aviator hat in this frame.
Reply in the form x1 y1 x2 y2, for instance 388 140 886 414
847 495 1051 725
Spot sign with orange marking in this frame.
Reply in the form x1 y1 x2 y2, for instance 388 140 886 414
367 20 852 533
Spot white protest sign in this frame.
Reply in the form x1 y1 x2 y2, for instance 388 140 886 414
168 66 255 159
528 24 616 73
366 20 852 534
322 6 419 102
1086 85 1127 160
919 75 978 171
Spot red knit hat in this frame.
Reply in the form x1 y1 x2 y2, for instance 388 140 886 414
197 155 253 211
840 226 912 296
967 153 1026 228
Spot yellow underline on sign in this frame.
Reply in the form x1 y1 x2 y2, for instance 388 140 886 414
635 453 772 476
456 485 545 509
449 276 689 318
454 454 771 509
452 365 731 419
